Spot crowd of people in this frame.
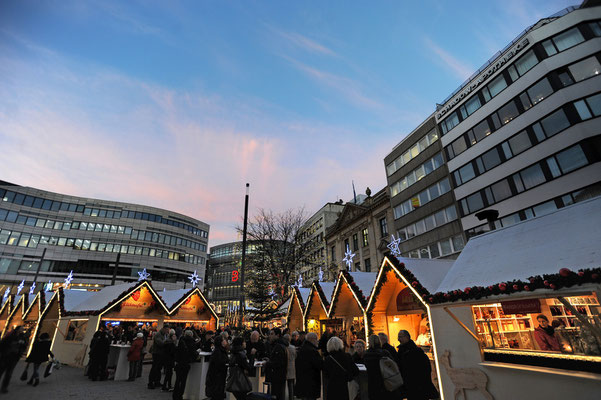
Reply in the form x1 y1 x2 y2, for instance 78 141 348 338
0 322 439 400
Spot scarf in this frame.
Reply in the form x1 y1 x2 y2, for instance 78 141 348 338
541 325 555 336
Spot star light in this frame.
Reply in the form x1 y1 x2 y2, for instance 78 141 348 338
45 280 53 292
137 268 150 281
29 283 36 295
17 280 25 295
2 288 10 303
342 246 356 271
64 271 74 287
188 270 200 286
318 267 324 282
297 274 303 288
387 234 402 257
268 287 276 298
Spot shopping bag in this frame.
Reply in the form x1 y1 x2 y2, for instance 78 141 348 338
226 364 252 393
44 361 54 378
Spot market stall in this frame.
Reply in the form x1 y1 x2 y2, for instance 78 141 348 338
0 296 12 334
328 271 376 345
163 287 218 330
302 282 336 335
1 294 26 338
426 197 601 399
287 286 310 331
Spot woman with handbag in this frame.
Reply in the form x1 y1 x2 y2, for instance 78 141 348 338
206 333 229 400
227 337 252 400
25 332 54 387
323 336 359 400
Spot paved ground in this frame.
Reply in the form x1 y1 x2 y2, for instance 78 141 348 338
2 360 173 400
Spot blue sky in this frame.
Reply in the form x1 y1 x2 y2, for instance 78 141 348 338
0 0 575 244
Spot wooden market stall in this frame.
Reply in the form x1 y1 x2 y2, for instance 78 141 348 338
0 296 12 334
303 282 336 335
287 286 310 331
163 287 218 330
1 295 26 338
328 271 376 345
22 292 50 333
427 197 601 400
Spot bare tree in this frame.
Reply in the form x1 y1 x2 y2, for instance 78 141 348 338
239 207 319 313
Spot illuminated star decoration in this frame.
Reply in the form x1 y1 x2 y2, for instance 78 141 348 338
64 270 74 287
342 246 356 271
17 280 25 295
137 268 150 281
387 234 402 257
2 288 9 303
45 280 53 292
318 267 324 282
297 274 303 288
188 270 200 286
29 282 36 295
268 287 276 298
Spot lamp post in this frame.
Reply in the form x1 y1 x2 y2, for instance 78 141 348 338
239 183 250 328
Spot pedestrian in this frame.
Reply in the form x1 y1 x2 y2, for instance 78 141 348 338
264 328 288 400
206 333 229 400
396 330 438 400
290 331 301 347
318 327 334 356
351 339 368 400
127 332 145 381
88 328 110 381
295 332 323 400
148 326 169 389
363 334 396 400
25 332 54 387
173 330 199 400
351 339 366 364
323 336 359 400
201 330 215 352
378 333 398 362
0 326 27 394
228 336 252 400
163 329 177 391
283 333 297 400
137 327 148 378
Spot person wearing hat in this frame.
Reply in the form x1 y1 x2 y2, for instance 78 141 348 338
127 332 145 381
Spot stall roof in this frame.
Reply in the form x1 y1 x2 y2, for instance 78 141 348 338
436 196 601 294
318 282 337 304
393 257 455 294
348 272 377 299
298 287 311 307
62 289 97 312
159 289 189 309
277 297 291 314
70 281 140 313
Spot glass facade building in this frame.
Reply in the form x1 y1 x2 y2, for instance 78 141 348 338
0 181 209 291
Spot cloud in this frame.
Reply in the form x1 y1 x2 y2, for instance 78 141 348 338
423 37 474 81
271 28 338 57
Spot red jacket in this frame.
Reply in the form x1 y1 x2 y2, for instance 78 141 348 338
127 338 144 362
533 326 560 351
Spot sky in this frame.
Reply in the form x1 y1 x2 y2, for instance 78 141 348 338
0 0 576 246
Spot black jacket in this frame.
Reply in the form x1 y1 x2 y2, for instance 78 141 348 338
175 336 198 366
363 348 396 400
26 338 53 364
323 350 359 400
294 340 323 398
382 343 398 362
206 345 229 399
397 341 438 400
230 346 252 374
89 331 110 361
163 336 177 367
265 338 287 383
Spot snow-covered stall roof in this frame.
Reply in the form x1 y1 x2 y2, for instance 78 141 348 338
392 257 455 294
317 282 337 304
277 297 291 314
159 289 189 309
69 282 140 313
298 287 311 307
436 196 601 294
348 272 377 299
62 289 97 312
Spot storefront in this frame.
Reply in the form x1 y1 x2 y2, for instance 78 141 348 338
287 287 309 331
304 282 334 336
163 287 218 330
328 271 376 346
428 197 601 399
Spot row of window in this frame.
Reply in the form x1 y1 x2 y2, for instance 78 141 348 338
440 21 599 135
453 91 601 187
393 178 451 220
466 182 601 238
459 136 601 217
386 128 439 177
390 153 445 198
447 53 601 162
403 235 465 259
209 244 260 259
0 208 207 253
397 205 458 241
0 188 208 238
0 228 205 265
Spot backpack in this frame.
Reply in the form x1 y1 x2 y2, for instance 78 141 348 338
380 356 403 392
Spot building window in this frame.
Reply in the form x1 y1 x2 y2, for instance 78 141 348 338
365 258 371 272
352 234 359 251
380 218 388 237
355 262 361 272
362 228 369 247
344 238 349 251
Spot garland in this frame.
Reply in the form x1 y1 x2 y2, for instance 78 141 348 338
144 300 160 315
315 283 330 310
330 271 369 314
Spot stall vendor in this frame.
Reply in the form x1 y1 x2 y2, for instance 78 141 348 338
534 314 561 351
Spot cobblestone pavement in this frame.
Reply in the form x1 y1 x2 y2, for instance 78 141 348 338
1 360 174 400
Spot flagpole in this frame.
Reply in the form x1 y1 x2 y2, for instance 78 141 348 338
239 183 250 328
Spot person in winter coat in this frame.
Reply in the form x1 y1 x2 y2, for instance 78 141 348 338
229 337 252 400
323 337 359 400
396 330 438 400
88 328 111 381
245 330 265 378
173 330 199 400
351 339 366 364
264 328 288 400
533 314 561 351
206 333 229 400
149 326 169 389
127 332 144 381
379 333 398 362
25 332 54 386
295 332 323 400
162 329 177 391
283 334 297 400
0 326 27 394
363 334 396 400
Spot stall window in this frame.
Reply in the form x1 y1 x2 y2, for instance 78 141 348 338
65 320 88 342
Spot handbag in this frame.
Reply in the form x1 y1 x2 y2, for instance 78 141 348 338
44 361 54 378
226 363 252 393
328 355 360 399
